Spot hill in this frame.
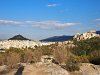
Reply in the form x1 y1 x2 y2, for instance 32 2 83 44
40 35 73 42
96 31 100 34
8 35 30 40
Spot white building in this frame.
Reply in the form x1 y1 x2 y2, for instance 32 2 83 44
73 30 100 41
0 40 40 49
0 40 55 49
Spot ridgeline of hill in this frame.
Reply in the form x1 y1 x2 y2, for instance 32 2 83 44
1 30 100 42
8 35 30 40
96 31 100 34
40 31 100 42
40 35 73 42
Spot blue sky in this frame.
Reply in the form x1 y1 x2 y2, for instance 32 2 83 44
0 0 100 40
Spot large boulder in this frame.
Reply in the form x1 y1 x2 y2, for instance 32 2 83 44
79 63 100 75
22 63 69 75
0 65 8 74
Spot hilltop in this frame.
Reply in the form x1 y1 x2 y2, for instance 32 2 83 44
96 31 100 34
8 35 30 40
40 35 73 42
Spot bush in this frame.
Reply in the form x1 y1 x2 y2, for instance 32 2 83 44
0 53 5 65
53 46 70 65
22 49 34 63
5 52 21 69
62 56 80 72
33 49 42 62
66 63 80 72
75 56 89 63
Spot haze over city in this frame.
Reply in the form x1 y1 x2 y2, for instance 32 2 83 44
0 0 100 40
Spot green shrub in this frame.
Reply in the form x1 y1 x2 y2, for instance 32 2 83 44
62 57 80 72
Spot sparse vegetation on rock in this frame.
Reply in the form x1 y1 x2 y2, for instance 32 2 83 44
0 37 100 75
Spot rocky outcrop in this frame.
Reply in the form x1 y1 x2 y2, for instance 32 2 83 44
22 63 69 75
79 63 100 75
0 65 8 74
2 63 100 75
5 63 69 75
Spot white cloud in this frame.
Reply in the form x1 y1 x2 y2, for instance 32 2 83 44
0 19 79 29
96 23 100 26
27 21 79 29
96 18 100 21
95 18 100 26
0 20 21 25
47 4 59 7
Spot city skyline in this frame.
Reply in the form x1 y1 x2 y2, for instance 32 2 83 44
0 0 100 40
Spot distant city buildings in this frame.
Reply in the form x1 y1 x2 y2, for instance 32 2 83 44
0 30 100 50
73 30 100 41
0 40 53 49
0 40 39 49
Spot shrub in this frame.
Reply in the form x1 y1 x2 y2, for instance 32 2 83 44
0 53 5 65
75 56 89 63
32 47 43 62
5 52 21 69
22 49 34 63
62 56 80 72
66 63 80 72
53 46 70 64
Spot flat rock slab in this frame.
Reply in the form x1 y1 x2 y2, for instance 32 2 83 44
22 63 69 75
80 63 100 75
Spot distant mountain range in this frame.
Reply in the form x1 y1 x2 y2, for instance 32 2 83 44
8 35 73 42
96 31 100 34
40 35 74 42
6 30 100 42
40 31 100 42
8 35 30 40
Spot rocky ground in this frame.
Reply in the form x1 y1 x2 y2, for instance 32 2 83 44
79 63 100 75
0 63 100 75
1 63 69 75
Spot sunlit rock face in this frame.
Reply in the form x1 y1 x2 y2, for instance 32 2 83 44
21 63 69 75
79 63 100 75
21 55 69 75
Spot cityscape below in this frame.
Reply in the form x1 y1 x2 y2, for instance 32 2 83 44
0 30 100 50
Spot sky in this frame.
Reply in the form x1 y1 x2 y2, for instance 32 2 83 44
0 0 100 40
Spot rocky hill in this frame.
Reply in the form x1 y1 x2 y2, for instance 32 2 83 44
40 35 73 42
96 31 100 34
8 35 30 40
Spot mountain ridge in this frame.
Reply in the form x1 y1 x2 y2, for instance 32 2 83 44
3 30 100 41
40 35 74 42
8 34 30 40
96 31 100 34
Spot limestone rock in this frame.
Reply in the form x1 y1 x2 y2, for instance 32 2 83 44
79 63 100 75
22 63 69 75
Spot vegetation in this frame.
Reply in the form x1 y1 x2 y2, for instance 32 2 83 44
0 37 100 72
72 37 100 64
62 56 80 72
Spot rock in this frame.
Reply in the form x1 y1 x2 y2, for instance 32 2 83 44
0 65 8 74
79 63 100 75
5 63 69 75
22 63 69 75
